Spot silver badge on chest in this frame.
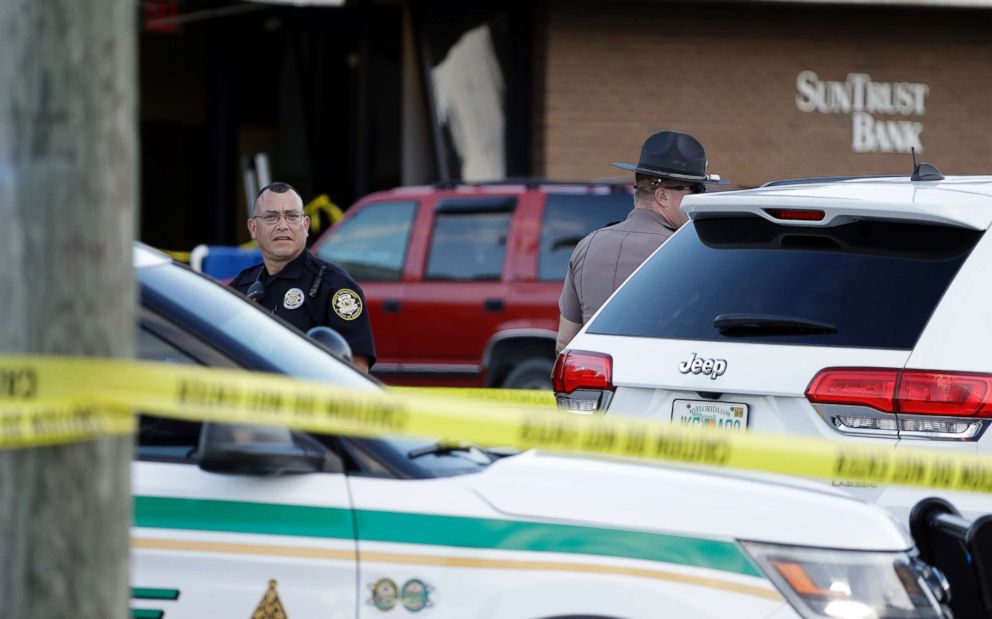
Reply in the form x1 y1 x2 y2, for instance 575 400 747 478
283 287 305 310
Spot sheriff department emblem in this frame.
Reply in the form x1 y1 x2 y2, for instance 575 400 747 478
283 288 305 310
332 288 362 321
369 578 398 611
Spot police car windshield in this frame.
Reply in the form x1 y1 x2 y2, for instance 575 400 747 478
138 259 378 390
137 258 496 477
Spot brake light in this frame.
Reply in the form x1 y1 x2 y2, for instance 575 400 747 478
552 350 614 394
806 368 899 413
764 208 825 221
806 368 992 418
898 371 992 417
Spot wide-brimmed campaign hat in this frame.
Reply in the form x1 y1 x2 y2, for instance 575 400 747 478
613 130 723 183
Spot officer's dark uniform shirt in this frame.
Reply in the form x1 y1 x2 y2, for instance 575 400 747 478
230 249 376 367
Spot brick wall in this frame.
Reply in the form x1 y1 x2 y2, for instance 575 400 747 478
539 1 992 186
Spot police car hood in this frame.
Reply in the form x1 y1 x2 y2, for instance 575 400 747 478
472 450 910 551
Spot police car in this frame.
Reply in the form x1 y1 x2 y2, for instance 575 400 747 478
134 244 949 618
554 168 992 523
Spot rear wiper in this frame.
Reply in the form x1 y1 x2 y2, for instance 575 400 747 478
714 313 837 336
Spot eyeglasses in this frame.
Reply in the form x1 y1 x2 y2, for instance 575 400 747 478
636 180 697 192
253 211 305 225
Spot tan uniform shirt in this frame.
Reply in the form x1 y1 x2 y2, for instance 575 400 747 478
559 207 675 324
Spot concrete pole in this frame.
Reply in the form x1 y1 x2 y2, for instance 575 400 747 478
0 1 137 617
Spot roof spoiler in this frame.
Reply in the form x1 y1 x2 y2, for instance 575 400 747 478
762 151 945 188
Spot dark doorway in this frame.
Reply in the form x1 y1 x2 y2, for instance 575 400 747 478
139 1 402 250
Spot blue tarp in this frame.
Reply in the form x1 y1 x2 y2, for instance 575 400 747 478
192 245 262 281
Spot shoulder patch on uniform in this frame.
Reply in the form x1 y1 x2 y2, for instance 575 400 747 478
283 287 305 310
331 288 362 321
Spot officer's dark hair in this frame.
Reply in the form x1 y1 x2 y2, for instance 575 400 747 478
253 182 302 213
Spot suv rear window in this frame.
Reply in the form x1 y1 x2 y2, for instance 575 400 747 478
587 216 982 349
539 192 634 280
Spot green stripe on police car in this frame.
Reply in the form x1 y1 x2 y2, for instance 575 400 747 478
134 496 760 577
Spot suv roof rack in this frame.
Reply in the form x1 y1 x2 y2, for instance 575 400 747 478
760 174 903 188
432 177 630 191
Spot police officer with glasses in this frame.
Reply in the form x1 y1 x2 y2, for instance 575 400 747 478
231 182 376 372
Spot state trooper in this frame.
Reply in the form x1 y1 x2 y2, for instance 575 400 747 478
230 182 376 372
556 130 723 353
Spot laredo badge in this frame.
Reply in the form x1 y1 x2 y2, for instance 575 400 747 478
283 288 305 310
332 288 362 321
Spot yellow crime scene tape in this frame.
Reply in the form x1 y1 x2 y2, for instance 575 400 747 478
304 194 344 235
4 355 992 495
394 387 556 407
160 249 192 263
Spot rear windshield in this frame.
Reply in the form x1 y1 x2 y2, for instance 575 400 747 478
587 216 982 349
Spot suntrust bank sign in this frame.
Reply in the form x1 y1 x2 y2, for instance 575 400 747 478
794 71 929 154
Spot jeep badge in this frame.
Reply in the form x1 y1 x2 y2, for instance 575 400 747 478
678 353 727 380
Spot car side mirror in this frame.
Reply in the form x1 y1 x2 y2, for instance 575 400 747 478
196 422 339 475
307 326 353 362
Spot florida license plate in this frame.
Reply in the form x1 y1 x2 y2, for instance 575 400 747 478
671 399 749 431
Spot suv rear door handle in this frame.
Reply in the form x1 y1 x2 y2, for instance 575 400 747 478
383 299 402 313
483 298 504 312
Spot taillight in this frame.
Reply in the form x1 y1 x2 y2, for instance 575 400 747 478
552 350 614 394
898 371 992 417
763 208 825 221
806 368 900 413
553 350 614 414
807 368 992 418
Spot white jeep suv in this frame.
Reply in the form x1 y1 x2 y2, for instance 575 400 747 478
554 170 992 521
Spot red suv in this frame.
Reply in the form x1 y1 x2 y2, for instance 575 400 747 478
311 181 634 389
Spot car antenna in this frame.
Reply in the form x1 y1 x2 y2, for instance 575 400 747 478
910 147 945 182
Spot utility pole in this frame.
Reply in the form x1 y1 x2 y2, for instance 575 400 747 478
0 1 136 618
